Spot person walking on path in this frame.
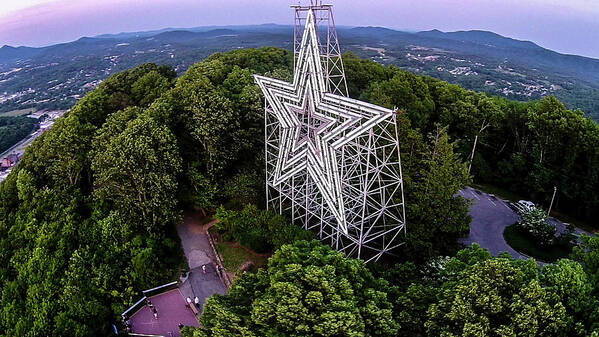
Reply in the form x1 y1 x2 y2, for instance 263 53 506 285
202 265 206 274
194 296 200 310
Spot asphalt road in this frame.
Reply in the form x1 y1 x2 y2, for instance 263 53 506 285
458 186 595 261
458 186 525 259
176 210 226 315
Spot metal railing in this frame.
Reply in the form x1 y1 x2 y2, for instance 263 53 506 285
206 229 233 289
121 281 179 320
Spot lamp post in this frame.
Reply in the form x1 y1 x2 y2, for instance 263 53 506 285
548 186 557 216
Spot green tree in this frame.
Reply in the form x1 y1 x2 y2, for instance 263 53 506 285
38 114 95 186
571 235 599 288
215 204 313 253
92 112 181 231
541 259 599 335
361 68 435 130
402 125 471 260
509 279 568 337
0 62 182 337
190 240 397 337
131 70 173 107
0 116 38 154
176 72 239 179
426 258 568 337
459 96 502 174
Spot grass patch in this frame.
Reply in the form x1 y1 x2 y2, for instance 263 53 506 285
215 241 267 272
0 108 36 117
503 224 572 263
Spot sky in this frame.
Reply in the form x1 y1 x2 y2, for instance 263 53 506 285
0 0 598 59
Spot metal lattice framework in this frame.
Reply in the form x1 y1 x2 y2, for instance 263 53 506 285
254 4 406 262
292 1 348 96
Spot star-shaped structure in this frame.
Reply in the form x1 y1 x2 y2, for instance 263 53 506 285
291 91 332 154
255 9 397 235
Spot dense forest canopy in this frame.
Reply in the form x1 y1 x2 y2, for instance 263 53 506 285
0 47 597 336
0 48 293 336
342 52 599 223
188 241 599 337
0 63 185 336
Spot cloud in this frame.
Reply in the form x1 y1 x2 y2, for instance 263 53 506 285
0 0 55 18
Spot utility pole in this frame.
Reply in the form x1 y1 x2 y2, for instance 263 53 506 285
468 119 491 175
548 186 557 216
468 134 478 174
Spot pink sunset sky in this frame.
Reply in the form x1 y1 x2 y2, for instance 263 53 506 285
1 0 598 59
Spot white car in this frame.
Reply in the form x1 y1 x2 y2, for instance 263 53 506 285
517 200 535 211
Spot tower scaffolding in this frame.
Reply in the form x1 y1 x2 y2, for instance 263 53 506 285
256 3 406 262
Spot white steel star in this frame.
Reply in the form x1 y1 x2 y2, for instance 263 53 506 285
255 9 395 234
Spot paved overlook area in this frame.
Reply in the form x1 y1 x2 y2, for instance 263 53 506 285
127 210 226 337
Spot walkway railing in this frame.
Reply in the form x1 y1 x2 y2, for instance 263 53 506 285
121 296 147 320
206 228 233 289
142 281 178 298
121 281 179 320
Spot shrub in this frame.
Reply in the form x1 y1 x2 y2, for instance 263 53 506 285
215 204 314 253
237 227 272 253
518 207 555 246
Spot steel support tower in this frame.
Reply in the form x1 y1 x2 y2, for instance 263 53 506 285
292 1 348 96
255 2 406 262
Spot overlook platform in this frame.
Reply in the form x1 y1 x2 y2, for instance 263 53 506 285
127 288 198 337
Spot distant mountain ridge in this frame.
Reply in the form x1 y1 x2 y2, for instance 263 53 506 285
418 29 599 85
3 25 597 62
1 25 598 121
0 45 41 61
92 23 292 40
346 27 599 86
417 29 541 50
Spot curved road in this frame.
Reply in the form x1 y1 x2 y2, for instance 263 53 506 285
458 186 593 261
458 186 524 259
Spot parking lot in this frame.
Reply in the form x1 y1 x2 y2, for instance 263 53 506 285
458 186 594 260
458 186 525 259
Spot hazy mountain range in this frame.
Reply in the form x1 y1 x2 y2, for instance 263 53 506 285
1 24 598 121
